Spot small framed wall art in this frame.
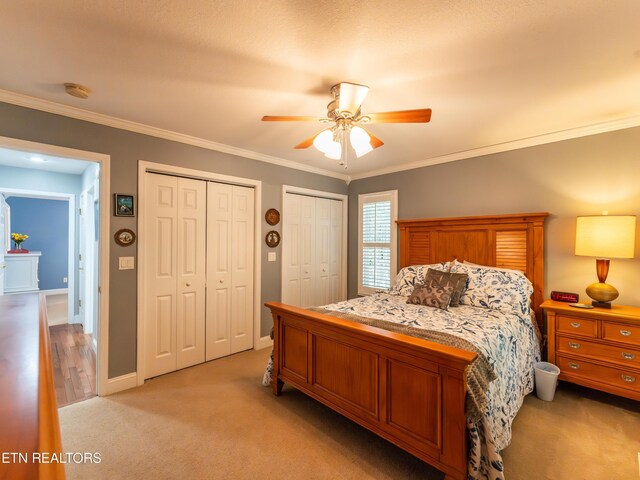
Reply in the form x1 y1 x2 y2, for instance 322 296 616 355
114 228 136 246
265 208 280 226
265 230 280 248
114 194 135 217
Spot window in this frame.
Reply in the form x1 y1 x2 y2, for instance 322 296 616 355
358 190 398 295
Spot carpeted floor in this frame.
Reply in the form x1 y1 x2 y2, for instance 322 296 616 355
59 348 640 480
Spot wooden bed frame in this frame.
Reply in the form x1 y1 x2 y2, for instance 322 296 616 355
266 212 548 480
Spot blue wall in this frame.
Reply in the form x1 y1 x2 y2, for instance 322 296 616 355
6 197 69 290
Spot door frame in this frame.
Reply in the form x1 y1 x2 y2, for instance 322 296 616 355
281 185 349 303
0 135 111 396
137 160 262 386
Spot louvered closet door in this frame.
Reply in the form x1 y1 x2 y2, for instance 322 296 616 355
206 183 254 360
144 174 207 379
176 178 206 369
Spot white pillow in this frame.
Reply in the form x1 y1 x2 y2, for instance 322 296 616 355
450 260 533 316
389 262 450 296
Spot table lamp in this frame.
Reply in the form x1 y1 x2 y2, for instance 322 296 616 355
575 214 636 308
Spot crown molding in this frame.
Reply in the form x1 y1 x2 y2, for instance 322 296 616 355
347 115 640 181
2 88 638 184
0 89 349 182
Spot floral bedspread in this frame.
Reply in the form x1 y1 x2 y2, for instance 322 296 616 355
264 292 540 480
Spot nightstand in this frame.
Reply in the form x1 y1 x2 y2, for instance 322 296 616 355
541 299 640 400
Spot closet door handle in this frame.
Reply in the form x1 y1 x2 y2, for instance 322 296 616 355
186 282 192 287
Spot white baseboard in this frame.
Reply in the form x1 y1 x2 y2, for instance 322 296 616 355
100 372 138 396
256 335 273 350
40 288 69 296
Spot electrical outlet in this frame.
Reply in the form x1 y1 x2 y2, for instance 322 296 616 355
63 277 68 283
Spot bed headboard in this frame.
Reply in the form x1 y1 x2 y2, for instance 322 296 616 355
397 212 548 328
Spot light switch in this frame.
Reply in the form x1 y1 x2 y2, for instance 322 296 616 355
119 256 135 270
268 252 277 262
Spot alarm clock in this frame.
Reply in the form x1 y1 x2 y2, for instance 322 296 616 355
551 291 579 303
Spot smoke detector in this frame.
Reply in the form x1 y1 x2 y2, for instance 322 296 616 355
64 83 90 99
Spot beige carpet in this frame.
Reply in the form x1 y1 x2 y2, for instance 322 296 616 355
59 349 640 480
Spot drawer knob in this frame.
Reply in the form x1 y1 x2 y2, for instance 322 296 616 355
621 374 636 383
619 329 632 337
621 352 636 360
568 362 580 370
568 342 581 349
570 322 581 328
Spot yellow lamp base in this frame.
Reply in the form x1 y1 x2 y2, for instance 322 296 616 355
585 282 619 307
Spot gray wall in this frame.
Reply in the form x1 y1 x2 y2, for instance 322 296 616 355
0 101 347 378
349 126 640 308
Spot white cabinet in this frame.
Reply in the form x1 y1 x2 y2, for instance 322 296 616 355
4 252 41 293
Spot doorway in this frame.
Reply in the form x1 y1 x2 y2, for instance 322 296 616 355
0 135 111 401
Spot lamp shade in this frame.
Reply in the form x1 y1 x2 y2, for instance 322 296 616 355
575 215 636 259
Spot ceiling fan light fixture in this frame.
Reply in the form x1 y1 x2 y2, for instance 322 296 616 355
350 126 373 157
336 82 369 115
312 129 334 153
324 143 342 160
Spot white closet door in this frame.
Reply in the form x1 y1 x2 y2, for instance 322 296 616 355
230 185 254 354
282 192 301 306
206 182 233 361
315 197 331 306
329 199 343 304
144 173 179 378
176 177 206 369
206 183 254 359
299 195 316 307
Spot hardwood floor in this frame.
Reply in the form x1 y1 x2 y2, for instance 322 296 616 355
49 323 96 408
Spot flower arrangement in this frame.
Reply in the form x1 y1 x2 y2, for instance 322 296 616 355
10 232 29 253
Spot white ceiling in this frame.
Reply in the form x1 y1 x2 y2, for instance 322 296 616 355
0 147 92 175
1 1 639 180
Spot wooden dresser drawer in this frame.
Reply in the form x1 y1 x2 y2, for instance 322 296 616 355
556 335 640 369
556 314 597 338
602 321 640 346
557 355 639 393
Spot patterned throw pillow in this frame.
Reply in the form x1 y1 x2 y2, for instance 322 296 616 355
389 262 450 296
423 268 468 307
450 260 533 316
406 283 454 310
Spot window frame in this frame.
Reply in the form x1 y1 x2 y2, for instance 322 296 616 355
357 190 398 296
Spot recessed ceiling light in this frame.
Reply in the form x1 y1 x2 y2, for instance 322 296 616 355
29 156 47 162
64 83 90 99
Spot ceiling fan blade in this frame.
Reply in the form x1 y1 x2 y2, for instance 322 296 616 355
294 129 327 149
361 127 384 149
337 82 369 114
365 108 432 123
262 115 325 122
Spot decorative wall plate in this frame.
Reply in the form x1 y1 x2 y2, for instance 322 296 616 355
114 228 136 246
265 230 280 248
265 208 280 226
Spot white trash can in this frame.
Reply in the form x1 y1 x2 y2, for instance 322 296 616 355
534 362 560 401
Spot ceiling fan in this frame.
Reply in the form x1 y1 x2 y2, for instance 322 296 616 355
262 82 432 168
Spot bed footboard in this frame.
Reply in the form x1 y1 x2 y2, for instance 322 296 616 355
266 302 476 480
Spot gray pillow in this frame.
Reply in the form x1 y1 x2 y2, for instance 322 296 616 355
423 268 468 307
406 283 454 310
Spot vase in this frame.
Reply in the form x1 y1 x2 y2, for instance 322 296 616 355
8 242 29 254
